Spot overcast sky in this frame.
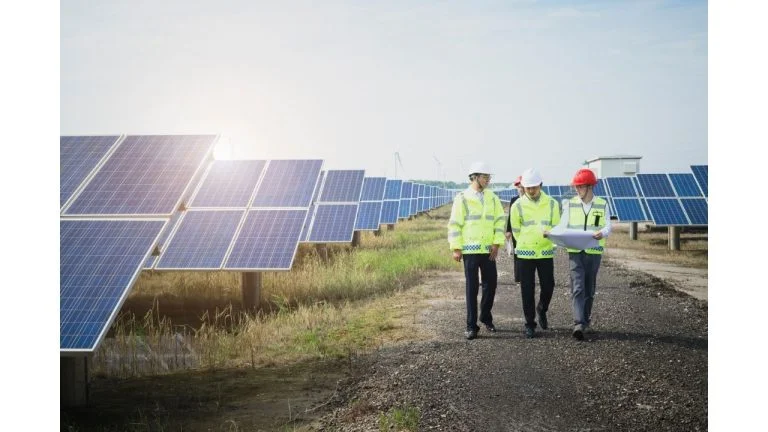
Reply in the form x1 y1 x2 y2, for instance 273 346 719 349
61 0 707 184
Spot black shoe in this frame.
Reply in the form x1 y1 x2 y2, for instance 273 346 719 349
465 329 478 340
537 309 548 330
525 327 535 339
484 323 496 333
572 324 584 341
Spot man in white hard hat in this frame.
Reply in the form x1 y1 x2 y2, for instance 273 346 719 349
447 162 506 340
509 168 561 338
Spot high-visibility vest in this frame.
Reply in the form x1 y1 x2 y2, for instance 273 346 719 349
566 196 607 254
509 192 560 259
447 189 506 254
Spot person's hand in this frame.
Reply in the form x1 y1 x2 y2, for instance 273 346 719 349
504 232 512 241
593 231 603 240
489 244 499 261
452 250 462 262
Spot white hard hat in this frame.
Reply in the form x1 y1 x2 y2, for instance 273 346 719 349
468 161 492 177
520 168 543 187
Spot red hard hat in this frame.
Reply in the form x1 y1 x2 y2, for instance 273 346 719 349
571 168 598 186
513 175 522 186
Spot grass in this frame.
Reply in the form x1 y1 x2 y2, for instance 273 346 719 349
606 222 708 269
378 405 421 432
92 207 457 377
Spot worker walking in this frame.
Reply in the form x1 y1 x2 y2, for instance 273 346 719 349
448 162 506 340
561 168 612 340
509 168 560 338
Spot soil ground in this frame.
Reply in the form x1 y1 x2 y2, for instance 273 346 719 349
62 245 707 431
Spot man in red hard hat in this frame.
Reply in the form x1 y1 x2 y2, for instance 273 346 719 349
505 176 525 285
562 168 612 340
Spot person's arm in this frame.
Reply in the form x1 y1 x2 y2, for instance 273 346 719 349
554 200 570 230
509 200 521 242
447 193 465 261
505 196 517 239
596 201 612 239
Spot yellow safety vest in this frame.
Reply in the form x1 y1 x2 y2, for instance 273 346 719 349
447 189 506 254
509 192 560 259
566 196 607 254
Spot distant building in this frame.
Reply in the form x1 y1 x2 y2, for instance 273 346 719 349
584 155 642 178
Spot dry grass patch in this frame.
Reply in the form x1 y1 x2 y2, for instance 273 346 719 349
606 223 707 269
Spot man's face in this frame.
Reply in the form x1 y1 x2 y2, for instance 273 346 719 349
476 174 491 188
524 185 541 199
575 184 590 200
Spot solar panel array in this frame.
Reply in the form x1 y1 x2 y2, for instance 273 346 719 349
306 170 365 242
60 135 120 208
355 177 386 230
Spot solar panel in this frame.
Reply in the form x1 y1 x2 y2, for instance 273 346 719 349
308 204 359 242
636 174 676 197
612 198 648 221
225 209 307 270
155 210 244 270
640 199 651 222
319 170 365 202
189 160 266 208
384 180 403 200
645 198 690 225
680 198 708 225
354 201 383 230
360 177 387 201
64 135 216 216
299 171 325 242
251 160 323 208
60 135 120 208
593 179 607 196
668 173 703 197
605 177 638 197
61 219 165 351
400 182 413 219
380 200 400 224
690 165 708 197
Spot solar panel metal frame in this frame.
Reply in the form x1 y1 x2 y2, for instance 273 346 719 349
154 209 246 270
690 165 708 197
61 218 167 352
62 134 218 217
143 209 186 269
60 135 123 210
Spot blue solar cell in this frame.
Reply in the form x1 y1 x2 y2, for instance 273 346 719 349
64 135 216 216
593 179 607 196
61 219 165 351
360 177 387 201
60 135 120 208
612 198 647 221
637 174 676 197
401 182 413 199
410 198 418 216
669 173 703 197
225 209 307 269
190 160 266 207
319 170 365 202
646 198 690 225
605 177 638 197
691 165 708 197
251 160 323 208
640 199 651 222
380 201 400 224
308 204 359 242
680 198 708 225
399 199 411 219
384 180 403 200
155 210 244 269
355 202 383 230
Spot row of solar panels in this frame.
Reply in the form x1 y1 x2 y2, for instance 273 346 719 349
60 134 452 352
491 166 708 226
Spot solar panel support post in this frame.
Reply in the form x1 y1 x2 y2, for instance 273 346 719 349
387 224 395 231
373 228 382 237
61 355 90 407
668 227 681 251
241 272 262 310
629 222 638 240
351 231 361 247
315 244 329 263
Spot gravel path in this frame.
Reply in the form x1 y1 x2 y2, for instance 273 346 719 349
314 249 708 431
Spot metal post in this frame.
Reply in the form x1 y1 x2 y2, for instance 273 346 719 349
668 226 681 251
351 231 361 247
387 224 395 231
629 222 638 240
315 244 329 262
241 272 262 310
61 356 89 407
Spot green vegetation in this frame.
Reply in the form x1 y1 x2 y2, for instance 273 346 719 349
378 405 421 432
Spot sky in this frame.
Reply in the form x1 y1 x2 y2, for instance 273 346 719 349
60 0 707 185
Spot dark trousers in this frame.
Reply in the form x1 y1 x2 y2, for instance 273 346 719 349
511 238 520 282
463 253 497 330
519 258 555 329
